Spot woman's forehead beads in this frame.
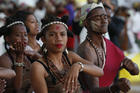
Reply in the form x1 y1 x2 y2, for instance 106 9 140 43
41 21 68 31
6 21 25 28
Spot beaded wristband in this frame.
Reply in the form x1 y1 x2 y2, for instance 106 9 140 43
77 62 84 72
14 62 24 67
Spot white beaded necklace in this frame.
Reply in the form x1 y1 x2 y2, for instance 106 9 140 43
87 36 106 69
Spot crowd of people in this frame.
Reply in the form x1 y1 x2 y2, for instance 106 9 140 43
0 0 140 93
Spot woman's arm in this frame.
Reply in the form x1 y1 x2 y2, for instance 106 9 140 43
12 41 26 92
0 67 16 79
69 51 104 77
31 62 48 93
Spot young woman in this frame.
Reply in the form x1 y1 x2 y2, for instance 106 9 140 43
0 15 32 93
15 11 41 52
31 16 104 93
14 11 42 63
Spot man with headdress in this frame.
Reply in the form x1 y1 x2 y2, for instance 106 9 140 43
77 1 139 93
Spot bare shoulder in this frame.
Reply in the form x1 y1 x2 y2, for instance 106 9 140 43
31 59 49 77
77 40 97 64
0 53 13 68
31 60 45 72
77 40 90 52
77 40 93 57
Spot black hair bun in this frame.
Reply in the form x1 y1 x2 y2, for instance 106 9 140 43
61 15 69 24
41 18 47 25
67 30 73 37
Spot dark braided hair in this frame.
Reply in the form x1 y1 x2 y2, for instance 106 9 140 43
15 10 34 33
37 15 73 40
0 15 25 38
0 15 25 47
39 16 72 67
0 15 25 67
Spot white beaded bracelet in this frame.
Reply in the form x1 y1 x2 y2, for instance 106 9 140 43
14 62 24 67
77 62 84 72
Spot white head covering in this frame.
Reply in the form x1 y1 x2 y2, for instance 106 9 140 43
80 2 104 21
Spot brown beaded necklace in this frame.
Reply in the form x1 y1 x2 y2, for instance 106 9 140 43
43 52 71 84
86 36 106 69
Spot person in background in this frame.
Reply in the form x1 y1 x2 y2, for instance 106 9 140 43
54 1 69 17
108 6 129 50
127 3 140 52
103 3 112 24
34 0 46 21
103 3 112 39
16 11 41 52
15 11 42 63
77 2 139 93
72 7 83 51
65 0 76 51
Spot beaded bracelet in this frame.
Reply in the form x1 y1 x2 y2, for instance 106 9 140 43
77 62 84 72
14 62 24 67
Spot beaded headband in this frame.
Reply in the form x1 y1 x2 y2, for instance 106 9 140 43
6 21 24 28
80 2 104 21
41 21 68 31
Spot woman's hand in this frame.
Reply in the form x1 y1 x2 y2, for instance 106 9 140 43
11 40 27 62
0 79 6 93
9 40 26 57
63 63 81 93
13 40 26 56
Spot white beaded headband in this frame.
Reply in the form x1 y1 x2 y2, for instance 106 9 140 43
7 21 24 28
41 21 68 31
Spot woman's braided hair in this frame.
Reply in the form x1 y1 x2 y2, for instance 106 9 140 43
0 15 25 67
15 10 36 33
0 15 25 38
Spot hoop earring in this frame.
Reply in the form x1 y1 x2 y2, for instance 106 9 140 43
65 48 68 54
